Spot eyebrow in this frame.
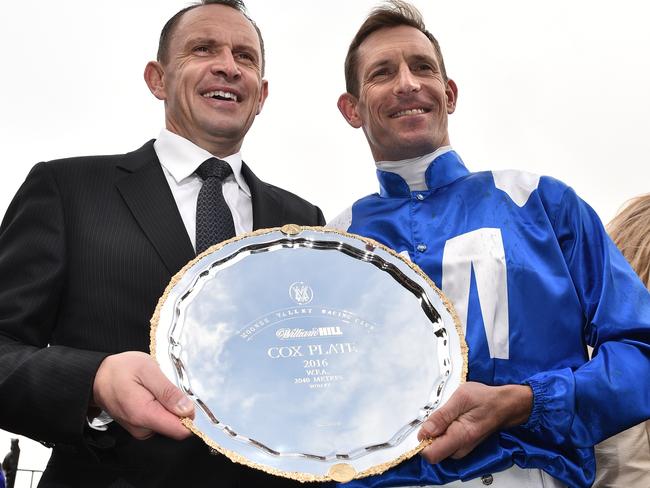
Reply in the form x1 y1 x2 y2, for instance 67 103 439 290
184 37 259 60
409 54 438 65
365 53 438 72
185 37 217 48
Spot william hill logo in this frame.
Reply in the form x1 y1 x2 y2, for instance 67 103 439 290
276 327 343 340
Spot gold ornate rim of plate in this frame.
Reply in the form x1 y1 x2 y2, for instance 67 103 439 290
150 225 468 482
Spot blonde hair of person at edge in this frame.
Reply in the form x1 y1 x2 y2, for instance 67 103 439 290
592 193 650 488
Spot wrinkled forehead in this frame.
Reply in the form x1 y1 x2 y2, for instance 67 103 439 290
171 4 261 54
357 25 440 72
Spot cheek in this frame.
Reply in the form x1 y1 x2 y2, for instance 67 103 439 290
366 92 388 122
367 104 388 135
367 111 384 133
359 92 383 122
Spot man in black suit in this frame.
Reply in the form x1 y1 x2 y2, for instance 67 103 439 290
1 439 18 488
0 1 325 486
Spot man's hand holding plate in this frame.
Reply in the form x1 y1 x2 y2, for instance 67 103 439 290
417 382 533 463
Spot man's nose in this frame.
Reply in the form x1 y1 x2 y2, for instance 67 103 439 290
210 49 241 80
394 64 420 95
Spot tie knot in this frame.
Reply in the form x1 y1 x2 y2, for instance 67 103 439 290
196 158 232 181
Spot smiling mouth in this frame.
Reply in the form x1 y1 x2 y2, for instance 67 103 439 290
202 90 239 102
390 108 429 118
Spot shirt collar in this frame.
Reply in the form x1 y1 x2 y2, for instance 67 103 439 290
376 146 470 198
153 128 251 196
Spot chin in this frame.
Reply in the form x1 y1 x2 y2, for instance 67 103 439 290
396 139 438 158
206 122 245 137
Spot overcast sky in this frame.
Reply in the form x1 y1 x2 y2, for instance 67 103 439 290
1 0 649 481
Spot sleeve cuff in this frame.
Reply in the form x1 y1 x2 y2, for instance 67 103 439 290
521 376 548 431
520 367 576 439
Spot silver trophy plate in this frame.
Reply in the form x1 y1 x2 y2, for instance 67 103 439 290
151 225 466 482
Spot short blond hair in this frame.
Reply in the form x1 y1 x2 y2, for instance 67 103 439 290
607 193 650 288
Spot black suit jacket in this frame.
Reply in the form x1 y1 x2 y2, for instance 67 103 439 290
0 141 329 487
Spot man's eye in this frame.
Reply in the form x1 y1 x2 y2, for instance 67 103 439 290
414 64 434 72
235 52 255 63
193 46 210 55
370 69 389 79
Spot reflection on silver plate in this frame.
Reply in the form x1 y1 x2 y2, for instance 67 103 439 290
151 225 467 482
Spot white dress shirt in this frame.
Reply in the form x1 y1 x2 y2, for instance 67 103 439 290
154 129 253 251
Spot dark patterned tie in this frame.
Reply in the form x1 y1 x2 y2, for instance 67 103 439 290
195 157 236 255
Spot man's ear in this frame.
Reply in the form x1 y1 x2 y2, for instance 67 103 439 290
256 79 269 115
445 78 458 114
337 93 363 129
144 61 166 100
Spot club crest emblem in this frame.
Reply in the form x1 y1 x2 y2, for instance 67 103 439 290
289 281 314 305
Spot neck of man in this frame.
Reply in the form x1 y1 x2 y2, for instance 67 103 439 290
165 125 242 159
375 145 453 192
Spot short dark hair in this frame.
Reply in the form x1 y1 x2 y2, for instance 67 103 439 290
344 0 447 97
157 0 265 75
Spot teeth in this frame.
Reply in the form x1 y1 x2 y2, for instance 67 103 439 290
202 90 238 102
392 108 426 118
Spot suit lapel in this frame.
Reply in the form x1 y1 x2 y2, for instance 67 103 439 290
115 141 194 274
242 162 285 230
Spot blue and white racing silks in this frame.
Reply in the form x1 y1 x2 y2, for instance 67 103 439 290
329 150 650 488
